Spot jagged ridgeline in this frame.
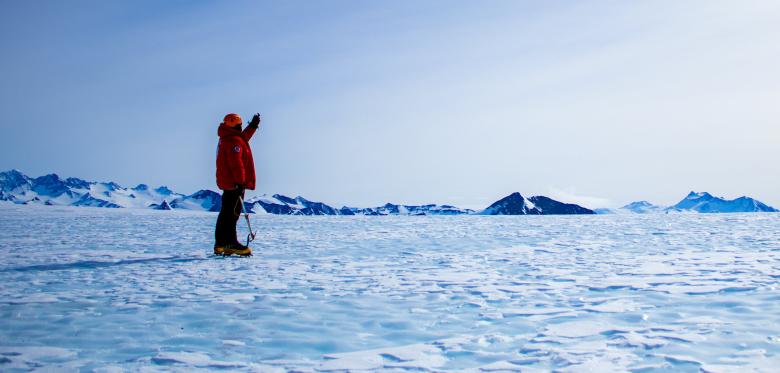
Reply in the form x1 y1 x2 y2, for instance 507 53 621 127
1 170 775 215
594 192 778 214
0 170 482 215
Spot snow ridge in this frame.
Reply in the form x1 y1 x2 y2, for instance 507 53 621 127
597 192 777 215
2 170 776 215
0 170 477 215
667 191 778 213
0 170 185 210
246 194 475 216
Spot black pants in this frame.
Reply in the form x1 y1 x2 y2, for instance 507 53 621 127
215 188 244 246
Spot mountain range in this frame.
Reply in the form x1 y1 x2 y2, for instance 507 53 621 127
0 170 481 215
666 191 778 213
594 192 778 214
1 170 776 215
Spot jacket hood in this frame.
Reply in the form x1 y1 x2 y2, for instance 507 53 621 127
218 124 242 138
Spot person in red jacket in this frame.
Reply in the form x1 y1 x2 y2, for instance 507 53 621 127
214 112 260 256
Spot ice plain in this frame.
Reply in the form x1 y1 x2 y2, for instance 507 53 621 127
1 203 779 372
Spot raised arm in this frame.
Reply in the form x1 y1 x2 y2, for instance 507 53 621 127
242 113 261 141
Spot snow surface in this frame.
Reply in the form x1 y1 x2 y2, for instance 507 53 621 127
1 203 780 371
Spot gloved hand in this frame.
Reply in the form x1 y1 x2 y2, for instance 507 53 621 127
249 113 261 128
235 184 245 192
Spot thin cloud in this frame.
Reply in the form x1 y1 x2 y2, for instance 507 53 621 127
547 188 613 209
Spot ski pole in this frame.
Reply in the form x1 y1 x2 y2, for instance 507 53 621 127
238 196 256 246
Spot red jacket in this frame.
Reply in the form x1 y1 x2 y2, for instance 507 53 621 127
216 124 257 190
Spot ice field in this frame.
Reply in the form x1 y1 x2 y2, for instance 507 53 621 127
1 204 780 372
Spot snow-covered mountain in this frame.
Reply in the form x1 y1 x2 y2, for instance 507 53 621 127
482 193 542 215
528 196 595 215
0 170 474 215
342 202 474 216
480 192 594 215
596 201 666 214
4 170 776 215
246 194 474 216
0 169 184 209
596 193 778 214
250 194 341 215
667 191 778 213
622 201 665 214
170 190 222 212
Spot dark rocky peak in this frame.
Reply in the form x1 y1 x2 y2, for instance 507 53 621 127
154 186 173 195
0 169 32 191
528 196 595 215
273 194 297 205
64 177 91 189
189 189 220 200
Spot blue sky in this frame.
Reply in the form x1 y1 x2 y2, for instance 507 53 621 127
1 0 779 209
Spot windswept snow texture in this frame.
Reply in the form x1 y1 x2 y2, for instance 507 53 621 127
1 204 780 371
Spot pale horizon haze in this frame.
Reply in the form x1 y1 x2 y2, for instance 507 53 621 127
1 0 779 210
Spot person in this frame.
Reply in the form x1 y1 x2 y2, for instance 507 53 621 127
214 112 261 256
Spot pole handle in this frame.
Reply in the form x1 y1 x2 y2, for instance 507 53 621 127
238 196 257 246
